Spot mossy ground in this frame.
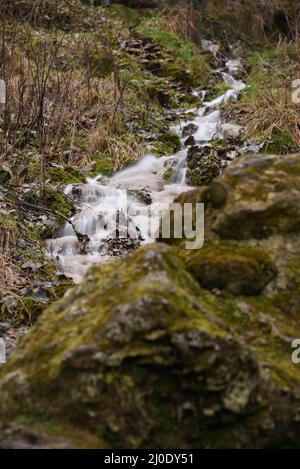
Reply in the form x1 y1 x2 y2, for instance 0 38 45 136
184 240 277 295
137 16 210 88
152 131 181 156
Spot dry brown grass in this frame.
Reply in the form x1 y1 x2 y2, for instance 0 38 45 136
0 0 86 28
204 0 300 44
89 126 142 168
0 254 21 290
246 83 300 147
0 10 143 173
161 1 202 43
286 14 300 54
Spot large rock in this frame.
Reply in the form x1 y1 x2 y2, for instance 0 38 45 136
186 241 277 295
211 154 300 240
0 241 300 448
164 153 300 310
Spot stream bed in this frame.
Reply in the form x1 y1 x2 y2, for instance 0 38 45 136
46 58 247 283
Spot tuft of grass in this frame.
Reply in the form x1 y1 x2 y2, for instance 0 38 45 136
161 1 202 44
88 127 142 169
0 254 22 291
232 41 300 152
203 0 300 45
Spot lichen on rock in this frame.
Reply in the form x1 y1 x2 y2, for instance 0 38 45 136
0 238 300 448
186 145 223 186
185 241 277 295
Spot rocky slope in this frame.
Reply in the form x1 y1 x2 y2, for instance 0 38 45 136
0 0 210 332
1 0 300 450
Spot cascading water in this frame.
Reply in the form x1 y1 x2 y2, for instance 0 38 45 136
46 57 246 283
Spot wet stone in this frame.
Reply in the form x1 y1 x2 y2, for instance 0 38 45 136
182 123 198 137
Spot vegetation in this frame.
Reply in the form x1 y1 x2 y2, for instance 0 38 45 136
229 42 300 153
1 0 300 450
0 0 211 327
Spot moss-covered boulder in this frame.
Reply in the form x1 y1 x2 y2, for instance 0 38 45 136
162 152 300 311
24 187 74 219
169 153 300 242
0 422 108 449
1 243 300 448
185 241 277 295
211 154 300 240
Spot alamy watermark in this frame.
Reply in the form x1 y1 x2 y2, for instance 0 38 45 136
291 339 300 364
0 339 6 364
292 79 300 104
74 192 205 250
0 79 6 105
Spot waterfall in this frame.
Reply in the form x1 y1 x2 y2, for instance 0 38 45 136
46 57 246 283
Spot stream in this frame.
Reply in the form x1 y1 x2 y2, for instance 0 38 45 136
46 56 246 283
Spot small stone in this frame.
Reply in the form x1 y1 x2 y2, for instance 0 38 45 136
182 123 198 137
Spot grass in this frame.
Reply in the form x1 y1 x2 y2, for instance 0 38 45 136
161 2 202 43
88 127 142 169
230 41 300 153
0 254 21 291
0 2 211 181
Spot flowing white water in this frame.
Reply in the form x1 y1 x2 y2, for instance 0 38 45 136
46 61 246 283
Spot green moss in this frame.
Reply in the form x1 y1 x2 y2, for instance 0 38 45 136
48 166 84 184
0 415 110 448
162 55 210 88
28 163 84 184
20 186 74 241
0 296 47 326
90 50 114 78
138 18 183 49
87 156 115 177
162 167 174 182
0 169 11 184
153 131 181 156
186 146 221 186
0 243 300 448
39 188 74 218
184 241 277 295
181 93 202 109
108 3 145 28
206 81 232 101
137 17 210 88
